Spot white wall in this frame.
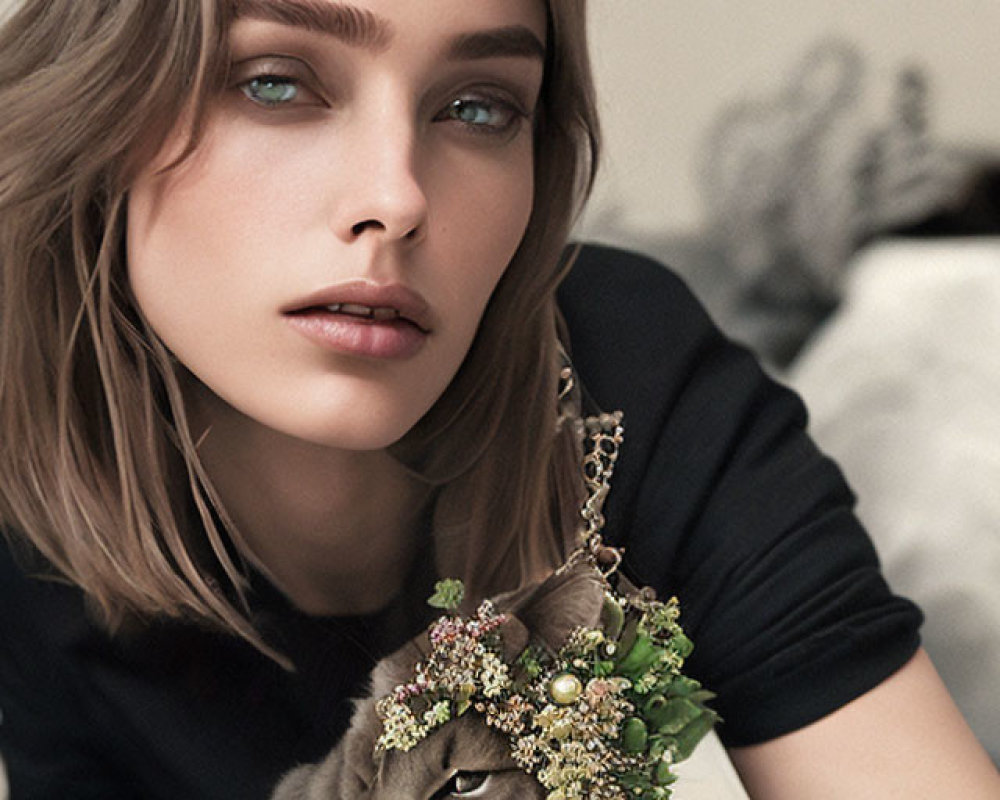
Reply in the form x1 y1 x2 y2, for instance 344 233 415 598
581 1 1000 239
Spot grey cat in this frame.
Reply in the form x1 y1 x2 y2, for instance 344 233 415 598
271 564 607 800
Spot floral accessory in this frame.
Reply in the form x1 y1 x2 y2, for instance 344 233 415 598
374 411 718 799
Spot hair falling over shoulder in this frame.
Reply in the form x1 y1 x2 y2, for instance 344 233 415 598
0 0 599 662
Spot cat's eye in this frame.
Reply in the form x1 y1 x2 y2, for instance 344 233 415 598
435 770 490 797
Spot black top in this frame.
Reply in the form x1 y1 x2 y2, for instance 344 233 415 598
0 244 922 799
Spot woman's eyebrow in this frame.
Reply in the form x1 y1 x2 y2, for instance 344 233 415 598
445 26 546 62
231 1 544 62
231 0 393 50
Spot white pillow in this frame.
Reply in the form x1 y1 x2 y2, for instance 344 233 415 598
789 238 1000 763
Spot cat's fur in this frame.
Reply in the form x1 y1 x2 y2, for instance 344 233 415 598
271 564 607 799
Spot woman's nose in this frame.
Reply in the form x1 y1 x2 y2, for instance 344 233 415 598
330 122 429 246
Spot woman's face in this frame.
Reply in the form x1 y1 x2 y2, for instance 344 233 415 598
127 0 545 450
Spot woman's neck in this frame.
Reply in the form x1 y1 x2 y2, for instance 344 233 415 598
188 389 432 617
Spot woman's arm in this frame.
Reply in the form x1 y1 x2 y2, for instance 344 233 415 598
729 648 1000 799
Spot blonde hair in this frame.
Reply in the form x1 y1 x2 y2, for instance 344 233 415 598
0 0 599 658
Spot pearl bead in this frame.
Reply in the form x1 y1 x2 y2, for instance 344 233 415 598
549 673 583 705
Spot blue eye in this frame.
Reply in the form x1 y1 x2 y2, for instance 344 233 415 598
241 76 299 107
439 97 523 135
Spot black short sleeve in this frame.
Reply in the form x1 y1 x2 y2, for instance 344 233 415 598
558 244 922 746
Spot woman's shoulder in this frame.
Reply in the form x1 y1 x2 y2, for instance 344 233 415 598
556 242 794 542
557 242 734 425
558 242 711 331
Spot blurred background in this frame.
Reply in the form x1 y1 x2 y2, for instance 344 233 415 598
579 0 1000 363
578 1 1000 765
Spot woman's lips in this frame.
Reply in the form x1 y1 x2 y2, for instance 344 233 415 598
326 302 402 322
283 281 432 359
282 281 432 331
285 306 428 360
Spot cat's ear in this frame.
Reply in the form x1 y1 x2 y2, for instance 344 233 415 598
503 562 606 653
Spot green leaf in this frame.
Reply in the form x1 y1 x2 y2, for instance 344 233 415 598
621 717 649 754
652 698 703 735
616 636 663 678
663 675 701 697
643 693 668 716
655 757 679 786
672 711 718 762
594 659 615 677
516 646 544 679
669 632 694 659
427 578 465 611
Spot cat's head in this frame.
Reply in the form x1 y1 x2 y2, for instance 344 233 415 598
272 562 606 800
